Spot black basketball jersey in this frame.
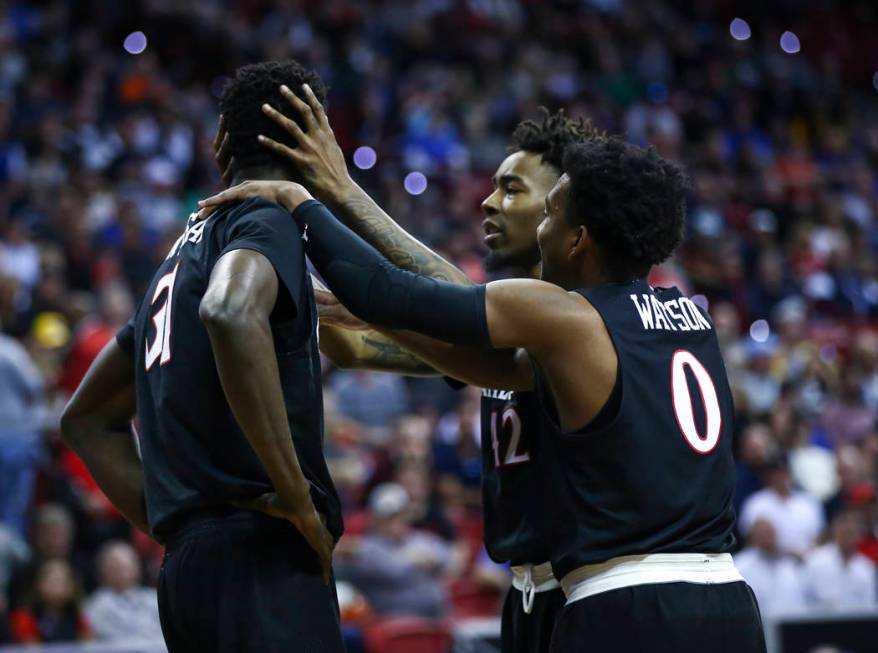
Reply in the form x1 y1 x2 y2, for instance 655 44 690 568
535 278 736 579
479 388 549 565
115 198 342 543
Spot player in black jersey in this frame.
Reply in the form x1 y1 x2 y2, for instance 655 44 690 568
201 105 766 650
203 96 600 652
60 61 347 652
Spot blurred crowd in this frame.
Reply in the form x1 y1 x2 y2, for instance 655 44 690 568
2 0 878 645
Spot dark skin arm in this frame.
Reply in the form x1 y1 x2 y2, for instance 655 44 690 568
255 84 473 284
211 120 437 378
316 286 533 390
204 183 616 430
199 248 333 583
201 182 537 390
60 340 150 535
311 275 437 376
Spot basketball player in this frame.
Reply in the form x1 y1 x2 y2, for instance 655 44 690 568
208 96 601 651
200 103 766 650
60 61 346 652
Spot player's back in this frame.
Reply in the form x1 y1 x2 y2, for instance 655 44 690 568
536 278 737 579
118 198 341 543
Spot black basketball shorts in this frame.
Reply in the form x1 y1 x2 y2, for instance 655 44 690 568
157 508 345 653
549 580 766 653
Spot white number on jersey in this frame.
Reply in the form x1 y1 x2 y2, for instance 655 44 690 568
145 263 180 371
670 349 722 454
491 406 530 468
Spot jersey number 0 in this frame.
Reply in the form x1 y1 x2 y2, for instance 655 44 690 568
671 349 722 454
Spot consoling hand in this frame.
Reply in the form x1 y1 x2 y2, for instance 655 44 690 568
257 83 352 200
196 180 313 217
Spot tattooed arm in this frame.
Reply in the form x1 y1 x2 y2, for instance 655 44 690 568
254 84 473 285
319 326 438 376
311 274 438 376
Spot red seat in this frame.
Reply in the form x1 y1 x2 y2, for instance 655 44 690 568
449 578 503 618
343 509 371 535
364 617 453 653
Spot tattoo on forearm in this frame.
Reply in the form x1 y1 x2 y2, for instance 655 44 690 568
362 335 435 374
338 194 473 285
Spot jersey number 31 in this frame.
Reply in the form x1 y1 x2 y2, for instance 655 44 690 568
145 263 179 371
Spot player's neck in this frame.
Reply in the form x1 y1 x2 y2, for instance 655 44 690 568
230 166 293 187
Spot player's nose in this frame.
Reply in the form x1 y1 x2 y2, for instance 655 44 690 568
481 190 501 216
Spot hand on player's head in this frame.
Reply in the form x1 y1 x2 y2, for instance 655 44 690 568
256 84 351 199
196 180 313 218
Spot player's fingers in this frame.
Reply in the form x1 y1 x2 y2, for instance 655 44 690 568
280 84 318 133
257 134 302 163
314 289 339 305
197 189 235 208
302 83 330 131
261 102 308 143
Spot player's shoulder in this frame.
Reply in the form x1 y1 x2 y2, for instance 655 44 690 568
220 197 291 227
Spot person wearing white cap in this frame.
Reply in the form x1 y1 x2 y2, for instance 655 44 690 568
343 483 457 618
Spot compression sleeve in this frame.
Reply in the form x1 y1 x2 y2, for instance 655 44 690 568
291 200 489 347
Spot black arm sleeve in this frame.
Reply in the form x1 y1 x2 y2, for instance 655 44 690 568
292 200 489 347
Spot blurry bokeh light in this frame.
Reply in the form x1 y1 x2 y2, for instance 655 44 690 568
729 18 751 41
404 172 428 195
353 146 377 170
780 31 801 54
123 31 148 55
749 319 771 343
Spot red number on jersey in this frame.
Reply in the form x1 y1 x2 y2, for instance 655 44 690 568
670 349 722 454
145 263 180 371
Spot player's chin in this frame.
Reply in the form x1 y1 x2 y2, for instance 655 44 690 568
483 249 511 272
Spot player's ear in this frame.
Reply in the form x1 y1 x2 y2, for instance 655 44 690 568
569 225 587 259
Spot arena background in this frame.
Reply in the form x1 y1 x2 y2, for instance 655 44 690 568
1 1 878 651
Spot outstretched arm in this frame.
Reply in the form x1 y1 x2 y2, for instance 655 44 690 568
296 198 592 392
60 340 149 535
316 287 531 389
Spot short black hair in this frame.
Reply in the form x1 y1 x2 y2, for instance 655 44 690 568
562 137 687 279
219 60 326 174
510 107 604 172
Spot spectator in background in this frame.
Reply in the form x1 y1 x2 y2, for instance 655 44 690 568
0 328 45 538
8 559 91 643
737 338 782 417
330 370 410 430
85 541 161 642
739 453 825 557
802 509 877 612
343 483 462 618
0 524 29 602
8 504 80 610
734 519 806 618
734 422 773 515
820 366 877 449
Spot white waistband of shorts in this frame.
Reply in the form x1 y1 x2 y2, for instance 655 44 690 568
511 561 561 593
561 553 743 605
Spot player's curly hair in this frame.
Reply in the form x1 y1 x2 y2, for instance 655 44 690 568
219 60 327 174
562 137 687 279
510 107 605 171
